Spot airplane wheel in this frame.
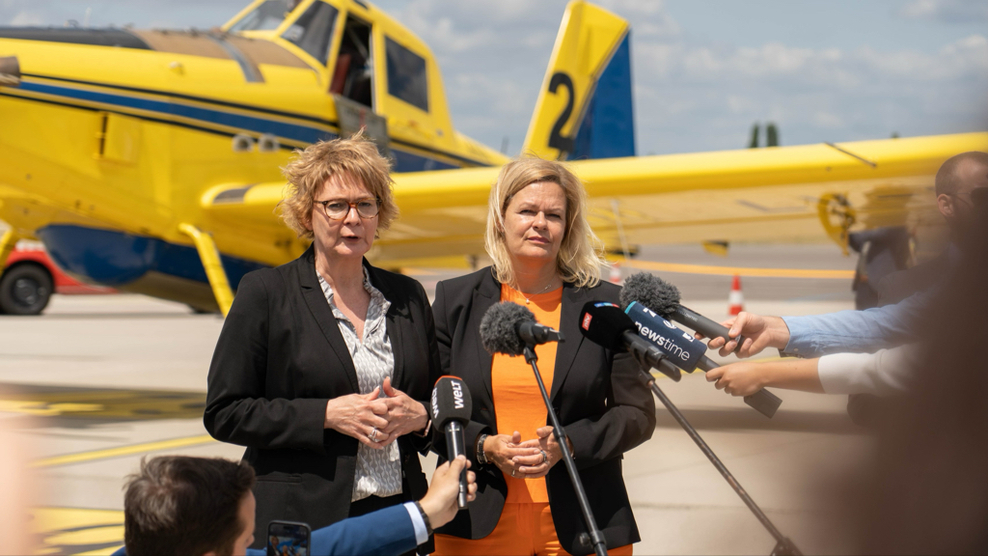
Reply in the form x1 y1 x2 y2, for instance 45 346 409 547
0 263 53 315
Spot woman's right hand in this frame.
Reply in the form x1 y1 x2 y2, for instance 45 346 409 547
324 387 391 449
485 431 542 479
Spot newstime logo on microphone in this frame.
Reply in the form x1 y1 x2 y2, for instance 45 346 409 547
625 302 705 363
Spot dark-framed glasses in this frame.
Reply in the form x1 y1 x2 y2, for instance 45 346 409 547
315 198 380 220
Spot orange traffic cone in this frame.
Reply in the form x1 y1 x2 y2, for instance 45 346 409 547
728 274 744 315
609 263 622 285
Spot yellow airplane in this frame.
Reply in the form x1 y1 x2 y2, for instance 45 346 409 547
0 0 985 315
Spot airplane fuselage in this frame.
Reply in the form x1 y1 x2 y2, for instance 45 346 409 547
0 0 506 309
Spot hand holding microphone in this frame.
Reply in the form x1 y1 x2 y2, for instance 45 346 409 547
704 312 792 358
621 273 754 355
431 376 474 509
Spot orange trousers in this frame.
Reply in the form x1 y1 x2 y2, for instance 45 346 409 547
433 502 632 556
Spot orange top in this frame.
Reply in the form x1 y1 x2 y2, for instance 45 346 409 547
491 283 563 503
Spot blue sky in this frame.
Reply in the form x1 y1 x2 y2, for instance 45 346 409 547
2 0 985 156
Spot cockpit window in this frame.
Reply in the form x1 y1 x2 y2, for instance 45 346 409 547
229 0 302 33
281 1 339 65
385 37 428 112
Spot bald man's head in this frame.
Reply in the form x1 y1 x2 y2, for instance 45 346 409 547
935 151 988 240
935 151 988 198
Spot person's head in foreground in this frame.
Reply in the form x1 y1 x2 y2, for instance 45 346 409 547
485 156 604 289
124 456 255 556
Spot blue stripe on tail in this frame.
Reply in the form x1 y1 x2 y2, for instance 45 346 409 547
572 33 636 160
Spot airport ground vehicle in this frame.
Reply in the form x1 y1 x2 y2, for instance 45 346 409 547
0 242 114 315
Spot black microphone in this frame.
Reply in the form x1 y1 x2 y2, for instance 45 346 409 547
431 376 473 509
621 298 782 418
621 272 748 353
578 301 682 381
479 301 564 357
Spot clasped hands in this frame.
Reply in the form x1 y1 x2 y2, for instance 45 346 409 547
323 377 429 449
485 427 572 480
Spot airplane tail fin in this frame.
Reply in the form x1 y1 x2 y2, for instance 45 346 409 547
521 1 635 161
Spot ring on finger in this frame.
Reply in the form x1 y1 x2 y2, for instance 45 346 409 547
370 428 379 442
540 449 548 465
510 469 516 477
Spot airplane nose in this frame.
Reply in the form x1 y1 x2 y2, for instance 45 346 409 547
0 56 20 87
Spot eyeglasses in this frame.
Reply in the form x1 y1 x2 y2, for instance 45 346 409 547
315 198 380 220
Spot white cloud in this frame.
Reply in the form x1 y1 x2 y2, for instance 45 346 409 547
899 0 988 24
9 9 43 25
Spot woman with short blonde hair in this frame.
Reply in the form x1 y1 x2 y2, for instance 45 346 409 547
206 133 439 554
431 156 655 555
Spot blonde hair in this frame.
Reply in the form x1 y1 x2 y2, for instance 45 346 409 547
278 131 397 239
484 157 605 289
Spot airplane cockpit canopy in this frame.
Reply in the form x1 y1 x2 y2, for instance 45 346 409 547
228 0 305 33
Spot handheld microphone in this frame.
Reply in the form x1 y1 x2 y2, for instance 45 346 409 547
622 299 782 418
431 376 473 509
479 301 564 357
623 301 708 372
621 272 748 353
578 301 682 381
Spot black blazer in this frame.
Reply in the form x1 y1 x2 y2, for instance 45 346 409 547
431 267 656 555
204 246 440 549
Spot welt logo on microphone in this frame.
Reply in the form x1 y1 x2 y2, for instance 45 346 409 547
451 380 465 409
624 302 705 364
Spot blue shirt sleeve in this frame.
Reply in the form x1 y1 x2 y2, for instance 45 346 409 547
781 290 927 357
309 503 418 556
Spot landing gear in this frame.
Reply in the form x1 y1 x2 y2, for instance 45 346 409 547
0 263 52 315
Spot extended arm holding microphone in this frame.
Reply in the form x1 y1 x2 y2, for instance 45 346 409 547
620 275 783 418
622 272 750 351
480 302 609 556
578 302 802 556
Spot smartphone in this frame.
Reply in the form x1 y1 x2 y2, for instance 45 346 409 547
266 520 311 556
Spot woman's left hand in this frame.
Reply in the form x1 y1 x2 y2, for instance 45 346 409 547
512 426 571 479
378 377 429 443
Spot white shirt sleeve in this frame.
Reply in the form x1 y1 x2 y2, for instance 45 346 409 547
817 344 918 396
402 502 429 545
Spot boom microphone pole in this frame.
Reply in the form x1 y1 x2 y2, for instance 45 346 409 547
579 301 803 556
480 301 608 556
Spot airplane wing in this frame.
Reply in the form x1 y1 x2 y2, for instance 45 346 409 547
201 131 988 269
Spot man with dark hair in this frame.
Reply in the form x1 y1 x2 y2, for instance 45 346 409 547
124 457 256 555
115 455 475 556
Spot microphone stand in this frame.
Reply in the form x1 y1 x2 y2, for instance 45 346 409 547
523 345 608 556
634 355 802 556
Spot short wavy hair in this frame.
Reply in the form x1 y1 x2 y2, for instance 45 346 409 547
484 157 605 289
279 131 397 239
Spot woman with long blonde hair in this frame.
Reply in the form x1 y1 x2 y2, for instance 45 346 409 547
430 157 655 555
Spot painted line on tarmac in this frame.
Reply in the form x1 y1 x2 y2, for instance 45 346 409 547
623 260 855 279
32 434 216 468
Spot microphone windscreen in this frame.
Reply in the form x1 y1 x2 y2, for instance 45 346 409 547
479 301 533 356
620 272 680 316
431 376 473 430
578 301 636 350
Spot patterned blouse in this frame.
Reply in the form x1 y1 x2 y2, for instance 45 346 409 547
317 268 402 502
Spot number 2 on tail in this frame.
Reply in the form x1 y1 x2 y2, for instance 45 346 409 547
547 72 575 156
